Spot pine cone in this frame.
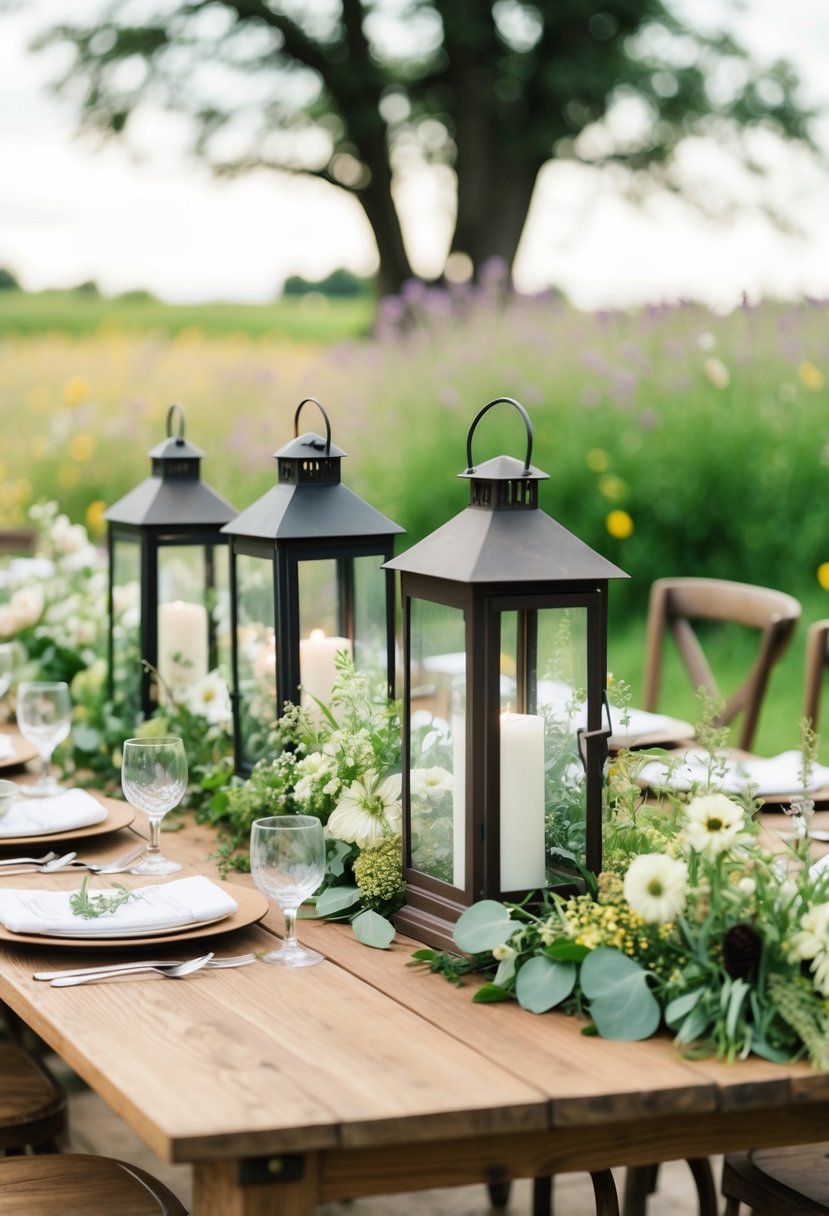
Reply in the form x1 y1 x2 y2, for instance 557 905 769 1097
722 922 763 980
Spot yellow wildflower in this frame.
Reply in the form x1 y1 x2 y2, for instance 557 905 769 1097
606 509 634 540
818 563 829 592
586 448 609 473
68 433 95 463
800 361 825 392
62 375 90 406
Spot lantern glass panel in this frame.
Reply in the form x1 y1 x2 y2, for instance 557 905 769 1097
235 552 276 764
408 597 466 888
110 536 142 722
157 544 229 697
498 605 588 892
352 554 389 678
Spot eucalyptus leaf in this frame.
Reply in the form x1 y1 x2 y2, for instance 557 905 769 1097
544 940 590 963
515 956 576 1014
665 988 704 1029
493 955 516 989
352 910 396 949
315 885 363 917
472 983 511 1003
453 900 514 953
580 947 661 1041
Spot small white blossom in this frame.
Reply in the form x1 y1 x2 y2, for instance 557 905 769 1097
686 793 745 859
410 766 454 800
327 771 402 849
184 671 232 725
623 853 689 924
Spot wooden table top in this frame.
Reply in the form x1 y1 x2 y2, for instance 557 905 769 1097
1 799 829 1216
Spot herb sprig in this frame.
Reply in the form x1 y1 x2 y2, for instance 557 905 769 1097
69 876 138 920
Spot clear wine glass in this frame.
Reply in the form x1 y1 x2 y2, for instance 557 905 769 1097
121 736 187 875
16 680 72 797
250 815 326 967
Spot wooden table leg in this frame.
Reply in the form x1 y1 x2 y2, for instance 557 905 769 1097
192 1156 318 1216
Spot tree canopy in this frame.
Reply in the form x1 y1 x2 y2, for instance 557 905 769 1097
29 0 821 298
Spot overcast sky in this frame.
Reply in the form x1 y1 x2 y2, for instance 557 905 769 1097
1 0 828 309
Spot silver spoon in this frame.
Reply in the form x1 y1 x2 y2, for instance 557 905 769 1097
34 953 258 982
0 851 60 867
49 953 215 987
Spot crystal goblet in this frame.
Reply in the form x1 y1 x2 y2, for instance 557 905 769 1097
16 680 72 797
121 736 187 875
250 815 326 967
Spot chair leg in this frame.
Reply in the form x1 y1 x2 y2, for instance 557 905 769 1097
622 1164 659 1216
532 1175 553 1216
487 1180 512 1208
591 1170 621 1216
687 1157 718 1216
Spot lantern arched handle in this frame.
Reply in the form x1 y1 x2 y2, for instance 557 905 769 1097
465 397 533 475
166 402 186 445
294 397 332 456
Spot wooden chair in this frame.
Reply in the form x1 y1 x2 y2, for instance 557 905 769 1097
0 1042 67 1154
0 1154 188 1214
643 577 801 751
803 619 829 732
721 1143 829 1214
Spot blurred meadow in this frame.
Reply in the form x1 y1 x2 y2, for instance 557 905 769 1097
2 283 829 756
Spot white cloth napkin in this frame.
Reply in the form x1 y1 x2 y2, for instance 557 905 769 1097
0 789 107 838
0 874 238 937
638 748 829 797
0 736 14 761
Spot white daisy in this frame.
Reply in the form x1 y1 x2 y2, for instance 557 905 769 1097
184 671 231 725
327 771 402 848
685 793 745 859
410 766 454 800
789 902 829 995
623 853 689 924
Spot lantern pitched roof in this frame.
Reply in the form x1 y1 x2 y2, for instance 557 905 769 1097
105 473 235 527
385 507 626 584
222 482 404 541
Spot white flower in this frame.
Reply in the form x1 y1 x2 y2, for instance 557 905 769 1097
410 766 454 800
789 902 829 995
685 793 745 859
184 671 231 725
738 877 756 896
623 853 689 924
703 357 730 389
492 943 515 962
327 771 402 849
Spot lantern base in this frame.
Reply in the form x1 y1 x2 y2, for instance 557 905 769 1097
394 902 462 954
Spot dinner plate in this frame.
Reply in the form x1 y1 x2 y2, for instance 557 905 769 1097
0 728 37 771
0 881 268 949
0 799 135 849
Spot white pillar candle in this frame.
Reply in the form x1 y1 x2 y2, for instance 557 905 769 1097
157 600 209 692
499 711 547 891
299 629 352 711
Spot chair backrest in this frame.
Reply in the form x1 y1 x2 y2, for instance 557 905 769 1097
642 577 801 752
0 528 37 557
803 619 829 734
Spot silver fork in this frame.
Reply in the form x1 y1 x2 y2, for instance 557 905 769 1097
0 851 60 867
61 843 148 874
48 953 216 987
33 953 259 982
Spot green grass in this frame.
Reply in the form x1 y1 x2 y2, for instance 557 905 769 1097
0 288 373 342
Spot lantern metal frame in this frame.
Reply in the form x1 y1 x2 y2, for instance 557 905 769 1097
386 397 627 951
105 403 236 719
222 398 404 774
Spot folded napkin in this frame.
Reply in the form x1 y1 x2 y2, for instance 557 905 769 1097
638 749 829 798
0 736 14 761
0 875 238 937
0 789 107 839
608 706 694 747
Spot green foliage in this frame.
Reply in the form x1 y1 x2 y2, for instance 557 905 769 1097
70 876 136 919
0 267 19 291
283 269 372 298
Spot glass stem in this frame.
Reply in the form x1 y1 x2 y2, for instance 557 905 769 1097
282 907 298 950
147 818 162 857
39 749 54 788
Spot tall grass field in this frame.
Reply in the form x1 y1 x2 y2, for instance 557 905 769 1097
1 285 828 757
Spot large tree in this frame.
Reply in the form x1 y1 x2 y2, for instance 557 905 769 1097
28 0 820 297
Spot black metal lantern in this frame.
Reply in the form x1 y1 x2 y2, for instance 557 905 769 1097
385 397 627 951
223 398 404 773
105 404 236 721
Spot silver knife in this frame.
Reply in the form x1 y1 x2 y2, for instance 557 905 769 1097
33 953 258 981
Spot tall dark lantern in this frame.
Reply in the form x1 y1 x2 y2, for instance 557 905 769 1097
386 397 627 951
223 398 404 774
105 403 236 721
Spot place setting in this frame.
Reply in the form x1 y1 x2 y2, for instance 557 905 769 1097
0 727 269 951
0 680 134 847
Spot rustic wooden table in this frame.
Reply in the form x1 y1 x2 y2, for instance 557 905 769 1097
1 798 829 1216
